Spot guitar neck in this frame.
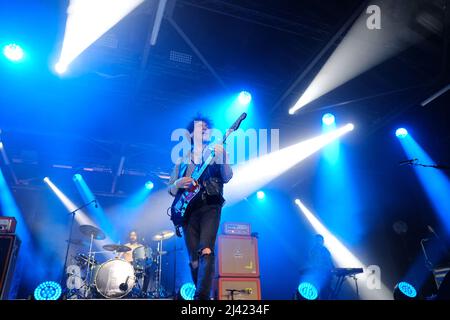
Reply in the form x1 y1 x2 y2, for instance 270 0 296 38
189 112 245 181
191 133 231 181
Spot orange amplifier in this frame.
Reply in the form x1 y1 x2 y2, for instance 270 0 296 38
217 235 259 277
0 217 16 234
214 277 261 300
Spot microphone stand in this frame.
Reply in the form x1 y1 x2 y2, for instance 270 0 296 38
61 199 98 296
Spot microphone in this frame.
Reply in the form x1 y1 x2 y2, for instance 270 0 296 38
240 288 253 295
399 158 418 166
119 276 129 291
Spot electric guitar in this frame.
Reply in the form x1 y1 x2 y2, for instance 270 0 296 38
170 112 247 237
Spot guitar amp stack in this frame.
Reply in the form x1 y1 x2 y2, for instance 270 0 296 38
214 222 261 300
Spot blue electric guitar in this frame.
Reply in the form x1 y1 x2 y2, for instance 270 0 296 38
170 112 247 237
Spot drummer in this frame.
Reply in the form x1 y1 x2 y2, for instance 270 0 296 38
119 230 153 297
118 230 142 263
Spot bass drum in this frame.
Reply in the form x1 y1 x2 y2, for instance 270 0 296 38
94 258 136 298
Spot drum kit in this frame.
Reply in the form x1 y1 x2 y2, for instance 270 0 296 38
64 224 175 299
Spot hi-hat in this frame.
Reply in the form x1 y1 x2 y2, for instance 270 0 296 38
103 244 131 253
79 225 106 240
152 230 175 241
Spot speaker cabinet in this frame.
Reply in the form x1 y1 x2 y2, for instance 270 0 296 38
217 235 259 277
215 277 261 300
0 235 21 299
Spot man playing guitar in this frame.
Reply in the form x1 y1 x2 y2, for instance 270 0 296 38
168 115 233 300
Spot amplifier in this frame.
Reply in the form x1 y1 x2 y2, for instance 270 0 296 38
214 277 261 300
0 217 16 234
0 234 21 299
222 222 251 236
217 235 259 277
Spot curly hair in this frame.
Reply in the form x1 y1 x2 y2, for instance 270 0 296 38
186 113 214 134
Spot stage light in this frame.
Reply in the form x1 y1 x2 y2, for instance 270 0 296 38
33 281 62 300
145 181 154 190
256 191 265 200
54 62 68 74
179 282 196 300
297 282 318 300
294 198 393 299
224 124 355 204
393 281 417 300
397 133 450 233
238 91 252 106
288 1 422 114
322 113 335 126
3 43 24 62
395 128 408 139
56 0 144 72
73 173 82 181
0 142 3 149
44 176 94 226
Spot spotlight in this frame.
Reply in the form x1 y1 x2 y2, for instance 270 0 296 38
43 177 50 183
256 191 265 200
179 282 196 300
33 281 62 300
396 128 408 139
297 282 318 300
54 62 68 74
322 113 335 126
145 181 154 190
73 174 82 181
393 281 417 300
238 91 252 106
3 43 24 62
0 142 3 149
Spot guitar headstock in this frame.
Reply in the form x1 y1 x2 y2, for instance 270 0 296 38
224 112 247 141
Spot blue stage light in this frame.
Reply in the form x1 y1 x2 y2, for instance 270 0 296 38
238 91 252 105
256 191 265 200
34 281 62 300
394 281 417 299
73 174 82 181
145 181 154 190
322 113 335 126
180 282 196 300
3 43 24 62
297 282 318 300
395 128 408 139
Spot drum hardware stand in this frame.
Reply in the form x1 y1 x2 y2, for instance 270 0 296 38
151 240 168 298
81 234 96 299
61 199 97 297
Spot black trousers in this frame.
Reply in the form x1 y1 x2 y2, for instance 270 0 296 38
182 202 221 300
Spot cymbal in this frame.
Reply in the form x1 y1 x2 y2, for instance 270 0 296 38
79 225 105 240
66 239 89 246
152 230 175 241
103 244 131 253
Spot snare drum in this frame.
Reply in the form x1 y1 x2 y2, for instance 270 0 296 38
94 258 136 298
